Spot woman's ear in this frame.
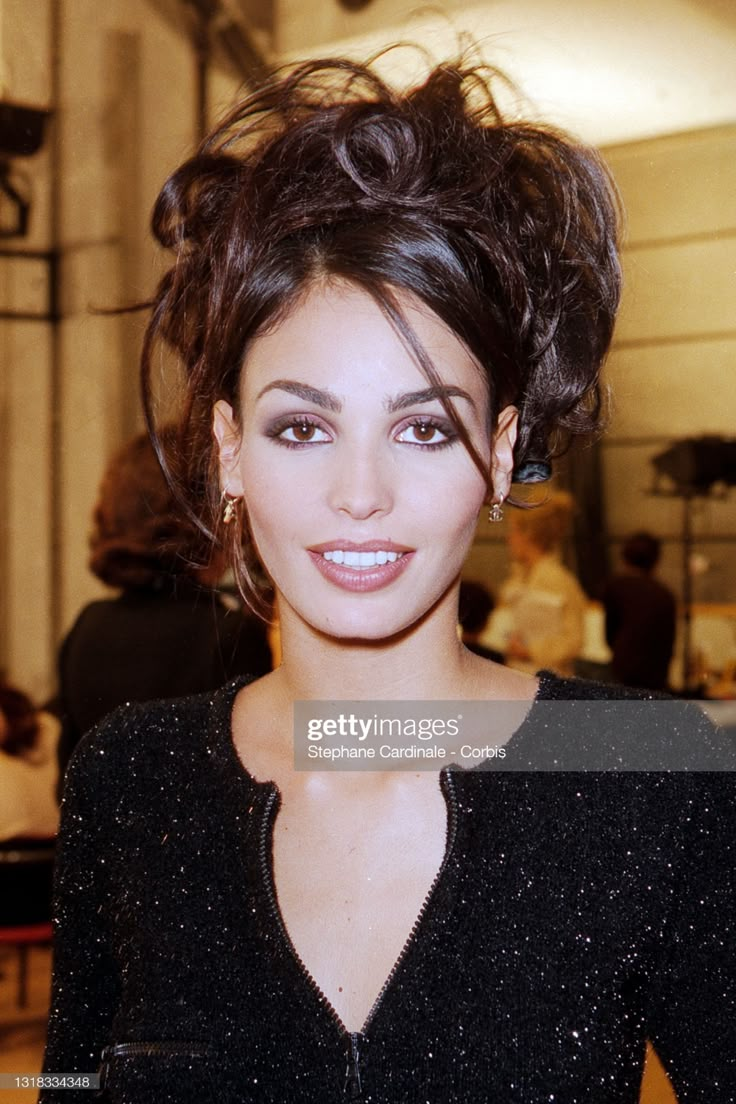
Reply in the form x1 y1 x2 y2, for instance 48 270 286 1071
490 405 519 501
212 400 245 498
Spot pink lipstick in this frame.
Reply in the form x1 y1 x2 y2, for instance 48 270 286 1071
308 540 414 593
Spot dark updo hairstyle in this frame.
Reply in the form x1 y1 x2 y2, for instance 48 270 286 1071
141 55 622 614
89 427 214 590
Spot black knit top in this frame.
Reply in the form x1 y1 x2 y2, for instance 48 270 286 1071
41 673 736 1103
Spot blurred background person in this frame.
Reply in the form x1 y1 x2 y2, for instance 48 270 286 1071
0 681 60 842
603 531 676 691
54 428 272 787
458 580 503 662
497 490 586 676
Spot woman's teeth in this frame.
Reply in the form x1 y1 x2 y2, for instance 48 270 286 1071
322 550 403 568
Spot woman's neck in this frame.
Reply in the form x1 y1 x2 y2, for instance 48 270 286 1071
234 586 539 780
275 592 469 703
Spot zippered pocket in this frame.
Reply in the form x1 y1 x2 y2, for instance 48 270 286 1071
101 1042 213 1061
98 1040 217 1101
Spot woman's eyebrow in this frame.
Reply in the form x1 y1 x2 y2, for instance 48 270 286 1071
386 386 476 413
255 381 475 414
255 380 342 411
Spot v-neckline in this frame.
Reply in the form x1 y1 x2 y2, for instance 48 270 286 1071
255 769 459 1038
206 673 554 1037
211 670 554 791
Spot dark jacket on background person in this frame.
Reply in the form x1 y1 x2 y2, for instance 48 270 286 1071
55 578 271 788
603 574 677 690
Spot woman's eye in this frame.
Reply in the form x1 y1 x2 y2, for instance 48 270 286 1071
273 419 331 446
395 419 454 448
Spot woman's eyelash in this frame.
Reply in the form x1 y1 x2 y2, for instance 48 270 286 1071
266 416 331 448
395 417 458 449
265 415 458 450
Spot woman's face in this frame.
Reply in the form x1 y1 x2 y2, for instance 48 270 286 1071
214 281 517 641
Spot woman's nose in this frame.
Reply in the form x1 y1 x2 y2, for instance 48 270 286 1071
327 443 393 520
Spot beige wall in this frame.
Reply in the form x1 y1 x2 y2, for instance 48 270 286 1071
464 124 736 615
2 5 735 697
1 0 55 697
0 1 239 699
54 0 197 644
601 124 736 603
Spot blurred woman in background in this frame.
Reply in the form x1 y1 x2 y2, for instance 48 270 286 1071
0 682 59 842
55 428 271 785
498 489 586 676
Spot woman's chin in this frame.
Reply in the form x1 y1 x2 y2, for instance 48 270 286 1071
304 597 456 649
278 575 461 648
314 618 417 647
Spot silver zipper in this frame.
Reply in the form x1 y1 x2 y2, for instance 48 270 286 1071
259 768 459 1097
344 1032 363 1099
101 1042 212 1058
259 788 349 1033
360 768 458 1034
98 1042 213 1091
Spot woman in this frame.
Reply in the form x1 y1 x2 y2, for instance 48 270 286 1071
0 682 59 842
42 58 735 1102
55 427 272 789
497 490 587 676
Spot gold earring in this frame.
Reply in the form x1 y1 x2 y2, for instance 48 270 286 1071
488 501 504 523
223 495 239 525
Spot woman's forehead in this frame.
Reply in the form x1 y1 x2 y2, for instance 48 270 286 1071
239 279 488 404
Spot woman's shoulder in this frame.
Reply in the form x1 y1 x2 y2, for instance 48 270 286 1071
55 678 258 849
65 678 249 788
506 671 736 771
536 670 666 701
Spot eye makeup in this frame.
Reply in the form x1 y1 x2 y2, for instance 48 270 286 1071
393 416 458 450
265 415 332 449
264 412 459 452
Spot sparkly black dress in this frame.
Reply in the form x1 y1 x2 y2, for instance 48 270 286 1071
41 675 736 1103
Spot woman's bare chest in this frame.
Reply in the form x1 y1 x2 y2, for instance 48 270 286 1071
270 774 449 1033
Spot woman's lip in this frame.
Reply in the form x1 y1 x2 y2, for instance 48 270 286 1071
308 549 413 592
308 540 413 554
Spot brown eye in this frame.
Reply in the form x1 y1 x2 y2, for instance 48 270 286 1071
411 423 437 443
292 422 316 442
275 419 331 446
395 419 453 447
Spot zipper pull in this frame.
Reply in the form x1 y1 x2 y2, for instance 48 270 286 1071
98 1047 113 1094
343 1032 363 1099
